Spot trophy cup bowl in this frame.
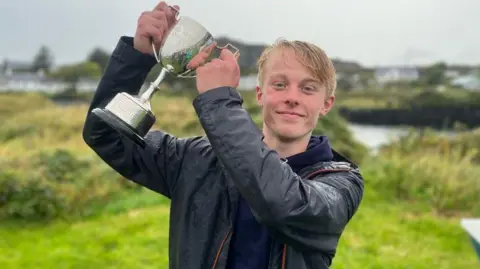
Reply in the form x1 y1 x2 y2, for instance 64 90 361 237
91 6 239 148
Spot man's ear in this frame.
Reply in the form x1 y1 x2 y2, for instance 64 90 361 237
256 85 263 106
320 95 335 116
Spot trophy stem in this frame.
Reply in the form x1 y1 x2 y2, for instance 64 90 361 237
139 67 169 103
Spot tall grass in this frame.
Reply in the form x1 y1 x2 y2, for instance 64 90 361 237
381 127 480 163
367 131 480 216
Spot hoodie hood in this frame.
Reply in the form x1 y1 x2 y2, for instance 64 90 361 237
286 135 334 173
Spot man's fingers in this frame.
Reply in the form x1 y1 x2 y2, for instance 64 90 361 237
143 25 163 45
186 42 218 69
144 12 167 30
152 3 180 31
204 41 217 55
219 49 238 64
210 58 223 65
188 52 211 69
139 15 168 41
153 1 168 11
166 5 180 24
170 5 180 13
186 55 204 69
149 10 167 21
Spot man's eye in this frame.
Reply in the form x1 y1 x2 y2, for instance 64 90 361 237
273 82 285 88
303 86 316 92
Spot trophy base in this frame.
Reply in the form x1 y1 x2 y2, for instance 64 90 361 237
92 108 147 149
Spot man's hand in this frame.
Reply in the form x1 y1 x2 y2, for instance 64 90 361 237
195 49 240 94
186 42 217 70
134 1 179 55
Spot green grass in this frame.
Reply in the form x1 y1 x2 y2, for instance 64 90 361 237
0 199 171 269
334 190 477 269
0 187 477 269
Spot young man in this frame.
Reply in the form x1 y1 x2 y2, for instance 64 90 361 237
82 2 364 269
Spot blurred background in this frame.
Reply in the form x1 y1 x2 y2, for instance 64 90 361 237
1 0 479 268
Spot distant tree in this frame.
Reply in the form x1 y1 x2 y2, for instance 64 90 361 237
32 45 54 73
49 61 102 92
86 47 111 72
337 77 354 91
421 62 447 86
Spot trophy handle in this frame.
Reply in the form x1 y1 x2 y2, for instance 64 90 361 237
169 5 180 20
151 5 181 63
216 43 240 58
177 43 241 78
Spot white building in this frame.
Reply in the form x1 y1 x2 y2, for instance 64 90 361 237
374 66 419 85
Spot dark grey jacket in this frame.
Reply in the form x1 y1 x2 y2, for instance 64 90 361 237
82 36 364 269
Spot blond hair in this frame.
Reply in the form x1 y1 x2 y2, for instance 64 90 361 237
256 38 337 97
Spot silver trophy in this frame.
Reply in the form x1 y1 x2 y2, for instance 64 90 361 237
92 6 239 148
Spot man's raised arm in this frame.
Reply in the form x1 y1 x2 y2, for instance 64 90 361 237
83 36 190 199
193 86 363 253
191 49 363 254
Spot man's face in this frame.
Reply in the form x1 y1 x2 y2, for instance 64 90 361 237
256 48 335 142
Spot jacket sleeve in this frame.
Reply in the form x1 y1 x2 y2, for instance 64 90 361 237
82 36 191 199
193 87 364 254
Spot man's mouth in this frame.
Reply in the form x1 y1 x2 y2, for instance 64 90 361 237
276 111 304 117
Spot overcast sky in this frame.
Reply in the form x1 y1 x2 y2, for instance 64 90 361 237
1 0 479 67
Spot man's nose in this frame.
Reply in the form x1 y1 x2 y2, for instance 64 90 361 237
284 87 300 106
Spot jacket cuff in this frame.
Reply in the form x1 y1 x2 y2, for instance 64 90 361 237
192 86 243 108
111 36 158 70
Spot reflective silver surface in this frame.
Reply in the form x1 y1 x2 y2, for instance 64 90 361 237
160 16 216 77
142 8 240 102
152 9 239 78
104 92 151 130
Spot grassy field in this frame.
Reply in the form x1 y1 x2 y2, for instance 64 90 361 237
0 91 479 268
0 187 477 269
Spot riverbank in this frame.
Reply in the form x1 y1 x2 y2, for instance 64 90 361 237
335 88 480 129
339 106 480 129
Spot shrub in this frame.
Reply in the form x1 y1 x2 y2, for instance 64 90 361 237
366 145 480 216
33 149 90 183
0 169 63 220
380 127 480 163
0 149 137 221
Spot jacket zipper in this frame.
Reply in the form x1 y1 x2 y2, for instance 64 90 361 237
281 244 287 269
212 229 232 269
306 168 352 179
